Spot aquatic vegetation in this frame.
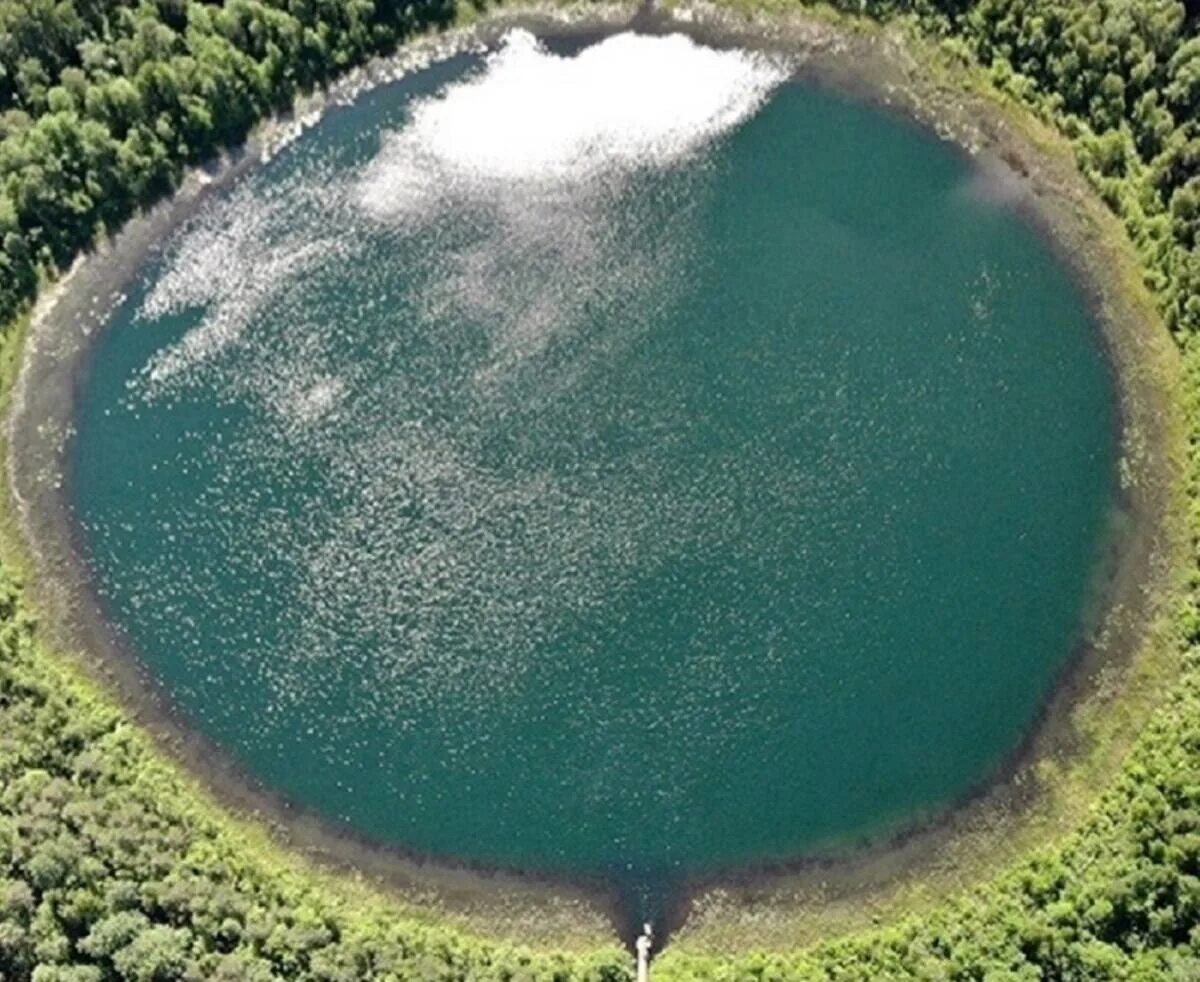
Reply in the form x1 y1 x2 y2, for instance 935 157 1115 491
0 0 1198 979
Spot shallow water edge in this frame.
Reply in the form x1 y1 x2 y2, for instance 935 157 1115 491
4 0 1187 951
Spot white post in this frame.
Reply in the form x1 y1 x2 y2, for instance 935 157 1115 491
636 923 653 982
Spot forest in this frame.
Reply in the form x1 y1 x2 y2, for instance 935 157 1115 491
1 0 1199 978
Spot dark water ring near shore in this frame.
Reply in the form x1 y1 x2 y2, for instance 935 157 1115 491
40 28 1122 924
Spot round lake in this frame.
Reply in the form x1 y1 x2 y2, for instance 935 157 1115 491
67 30 1118 912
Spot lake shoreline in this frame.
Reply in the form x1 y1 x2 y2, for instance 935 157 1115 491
4 0 1187 952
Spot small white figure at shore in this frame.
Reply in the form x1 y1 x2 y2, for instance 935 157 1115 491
636 923 653 982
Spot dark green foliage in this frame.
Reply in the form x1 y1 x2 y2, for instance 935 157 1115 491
957 0 1200 340
1 0 1199 979
0 0 459 324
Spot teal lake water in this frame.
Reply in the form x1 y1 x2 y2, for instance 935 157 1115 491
68 32 1117 914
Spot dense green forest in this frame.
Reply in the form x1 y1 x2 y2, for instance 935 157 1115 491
1 0 1200 978
0 0 461 324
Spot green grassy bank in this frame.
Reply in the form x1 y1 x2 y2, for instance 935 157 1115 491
1 0 1199 978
